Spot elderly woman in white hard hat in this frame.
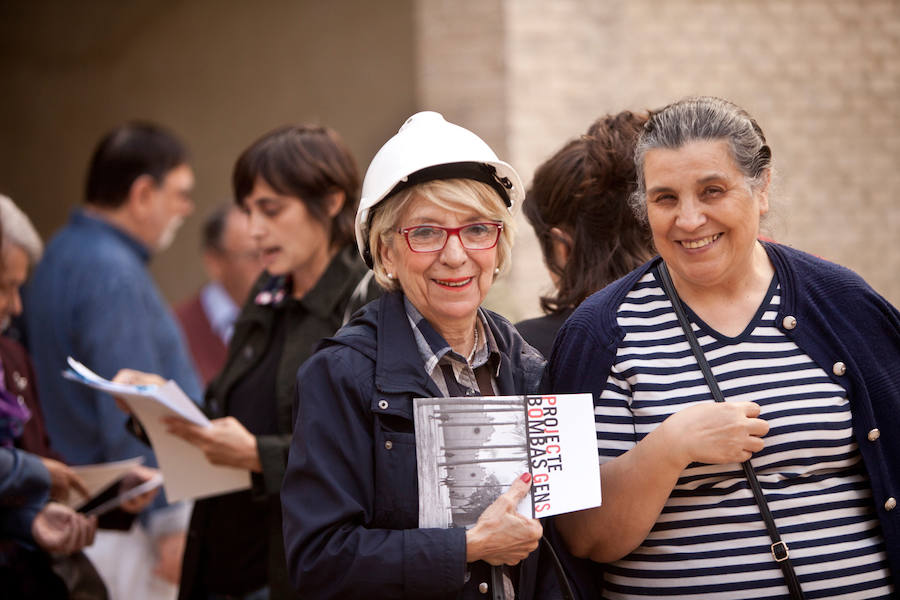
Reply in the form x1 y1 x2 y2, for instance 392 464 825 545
281 113 571 599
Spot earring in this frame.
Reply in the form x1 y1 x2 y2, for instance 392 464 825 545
494 267 500 275
387 273 394 279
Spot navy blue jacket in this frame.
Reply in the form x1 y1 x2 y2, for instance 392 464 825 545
282 291 566 599
548 242 900 580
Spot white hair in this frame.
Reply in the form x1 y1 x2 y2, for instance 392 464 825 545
0 194 43 266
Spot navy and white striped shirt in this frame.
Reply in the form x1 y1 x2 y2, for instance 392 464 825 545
595 270 893 599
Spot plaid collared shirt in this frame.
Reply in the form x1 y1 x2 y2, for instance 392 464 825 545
403 297 500 397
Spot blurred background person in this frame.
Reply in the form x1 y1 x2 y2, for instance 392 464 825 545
175 203 263 385
0 194 66 467
550 96 897 598
1 193 161 599
282 111 571 599
0 203 103 598
24 123 201 600
516 111 654 357
117 124 380 600
0 193 93 512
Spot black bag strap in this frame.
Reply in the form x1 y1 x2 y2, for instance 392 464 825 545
540 535 575 600
656 262 805 600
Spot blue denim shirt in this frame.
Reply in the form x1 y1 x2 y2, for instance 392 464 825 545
24 209 202 517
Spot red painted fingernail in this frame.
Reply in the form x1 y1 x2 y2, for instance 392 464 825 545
520 472 532 483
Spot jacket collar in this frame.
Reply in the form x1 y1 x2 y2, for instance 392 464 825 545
243 245 364 325
760 241 793 318
327 290 545 411
374 291 442 398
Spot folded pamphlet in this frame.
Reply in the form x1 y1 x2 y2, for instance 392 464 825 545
414 393 601 528
63 357 250 502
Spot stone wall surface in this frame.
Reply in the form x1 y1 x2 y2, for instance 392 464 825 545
2 0 897 318
494 0 900 319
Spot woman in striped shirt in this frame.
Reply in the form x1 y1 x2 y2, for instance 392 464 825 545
548 96 898 599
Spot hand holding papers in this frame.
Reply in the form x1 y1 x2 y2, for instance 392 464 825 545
164 416 263 473
63 357 250 502
39 456 91 504
68 458 164 517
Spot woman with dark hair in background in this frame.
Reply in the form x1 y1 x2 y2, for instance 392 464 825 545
117 125 379 600
516 111 654 356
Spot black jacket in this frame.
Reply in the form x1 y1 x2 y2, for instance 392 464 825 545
179 245 378 600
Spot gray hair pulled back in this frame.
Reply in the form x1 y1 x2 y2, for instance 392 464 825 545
630 96 772 222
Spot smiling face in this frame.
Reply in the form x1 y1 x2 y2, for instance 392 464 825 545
242 177 336 292
644 139 769 294
381 194 499 335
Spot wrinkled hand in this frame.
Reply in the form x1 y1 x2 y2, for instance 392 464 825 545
153 531 186 585
118 465 161 513
465 474 543 566
111 368 168 414
663 401 769 466
163 416 261 472
31 502 97 555
39 457 89 503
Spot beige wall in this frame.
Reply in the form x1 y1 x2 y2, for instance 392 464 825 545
0 0 417 302
3 0 898 320
502 0 900 317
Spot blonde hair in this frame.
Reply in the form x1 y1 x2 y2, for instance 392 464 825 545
368 178 515 291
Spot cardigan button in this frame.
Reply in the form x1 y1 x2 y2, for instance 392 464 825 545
781 315 797 330
867 428 880 442
885 497 897 511
832 361 846 376
378 399 389 410
478 582 489 594
384 440 393 450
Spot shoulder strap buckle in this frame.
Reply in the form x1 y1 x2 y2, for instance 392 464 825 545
771 540 790 562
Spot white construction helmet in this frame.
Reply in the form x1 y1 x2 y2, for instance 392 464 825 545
355 111 524 267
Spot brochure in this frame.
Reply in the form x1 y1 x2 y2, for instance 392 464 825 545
63 357 250 502
414 393 601 529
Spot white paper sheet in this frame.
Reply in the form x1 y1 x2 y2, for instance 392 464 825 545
63 357 250 502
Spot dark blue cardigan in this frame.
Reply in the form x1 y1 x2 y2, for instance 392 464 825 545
548 242 900 579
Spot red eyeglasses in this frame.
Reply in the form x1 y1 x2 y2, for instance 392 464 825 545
397 222 503 253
